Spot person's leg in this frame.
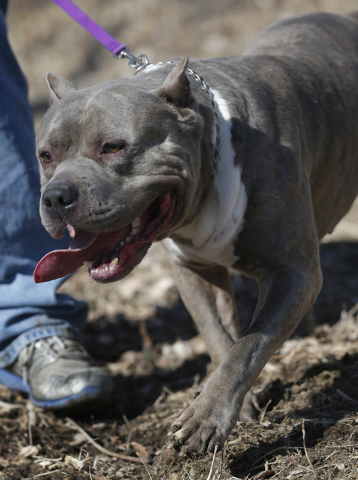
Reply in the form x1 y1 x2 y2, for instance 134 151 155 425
0 0 112 407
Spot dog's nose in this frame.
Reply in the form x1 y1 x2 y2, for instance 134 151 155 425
42 183 78 211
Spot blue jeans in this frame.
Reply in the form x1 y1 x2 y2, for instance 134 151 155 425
0 0 87 370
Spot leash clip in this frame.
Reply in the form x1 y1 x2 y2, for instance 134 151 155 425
117 48 150 74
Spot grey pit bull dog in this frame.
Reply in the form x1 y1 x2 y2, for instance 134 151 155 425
34 12 358 456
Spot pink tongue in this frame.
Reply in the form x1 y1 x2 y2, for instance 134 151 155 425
34 228 129 283
34 232 99 283
34 195 174 284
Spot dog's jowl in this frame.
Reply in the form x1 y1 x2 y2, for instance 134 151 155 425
34 12 358 455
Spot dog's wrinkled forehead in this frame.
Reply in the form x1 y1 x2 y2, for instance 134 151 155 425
37 58 194 156
37 83 172 151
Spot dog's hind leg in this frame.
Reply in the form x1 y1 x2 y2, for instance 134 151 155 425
171 262 239 364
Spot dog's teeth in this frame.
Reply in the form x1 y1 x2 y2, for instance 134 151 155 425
83 261 94 269
120 241 125 247
132 216 141 228
126 236 132 243
104 266 109 272
109 258 118 272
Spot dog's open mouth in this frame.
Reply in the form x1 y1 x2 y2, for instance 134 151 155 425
34 193 175 284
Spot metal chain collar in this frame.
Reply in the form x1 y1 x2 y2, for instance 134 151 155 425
118 49 220 173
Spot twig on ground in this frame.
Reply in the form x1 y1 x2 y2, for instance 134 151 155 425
253 447 299 467
252 459 274 479
153 390 166 406
27 402 36 446
32 455 64 468
286 449 299 467
252 470 273 480
302 420 316 478
137 452 153 480
0 400 22 417
28 421 32 446
162 385 174 395
65 417 146 464
206 443 219 480
323 450 339 462
31 469 62 478
259 399 272 424
336 389 358 405
122 414 133 449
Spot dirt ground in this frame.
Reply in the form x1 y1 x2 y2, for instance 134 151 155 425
2 0 358 479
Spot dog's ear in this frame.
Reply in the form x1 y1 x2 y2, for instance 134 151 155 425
46 73 78 106
155 56 191 108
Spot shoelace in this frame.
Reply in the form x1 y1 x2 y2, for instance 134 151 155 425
15 336 87 384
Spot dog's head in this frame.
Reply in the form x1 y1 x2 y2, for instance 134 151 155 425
34 58 212 284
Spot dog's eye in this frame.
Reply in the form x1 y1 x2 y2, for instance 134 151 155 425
39 151 53 164
103 143 126 154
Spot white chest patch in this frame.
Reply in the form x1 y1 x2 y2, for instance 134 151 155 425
165 89 247 268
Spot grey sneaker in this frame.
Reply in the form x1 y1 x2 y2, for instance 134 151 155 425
0 336 113 409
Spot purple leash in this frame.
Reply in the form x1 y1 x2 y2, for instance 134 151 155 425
51 0 150 71
50 1 221 170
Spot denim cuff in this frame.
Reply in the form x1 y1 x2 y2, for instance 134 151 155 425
0 322 78 368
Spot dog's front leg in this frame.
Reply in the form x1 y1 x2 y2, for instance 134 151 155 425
171 261 240 367
169 260 257 445
169 264 322 456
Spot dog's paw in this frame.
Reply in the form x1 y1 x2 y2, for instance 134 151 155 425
239 389 258 423
168 386 241 456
